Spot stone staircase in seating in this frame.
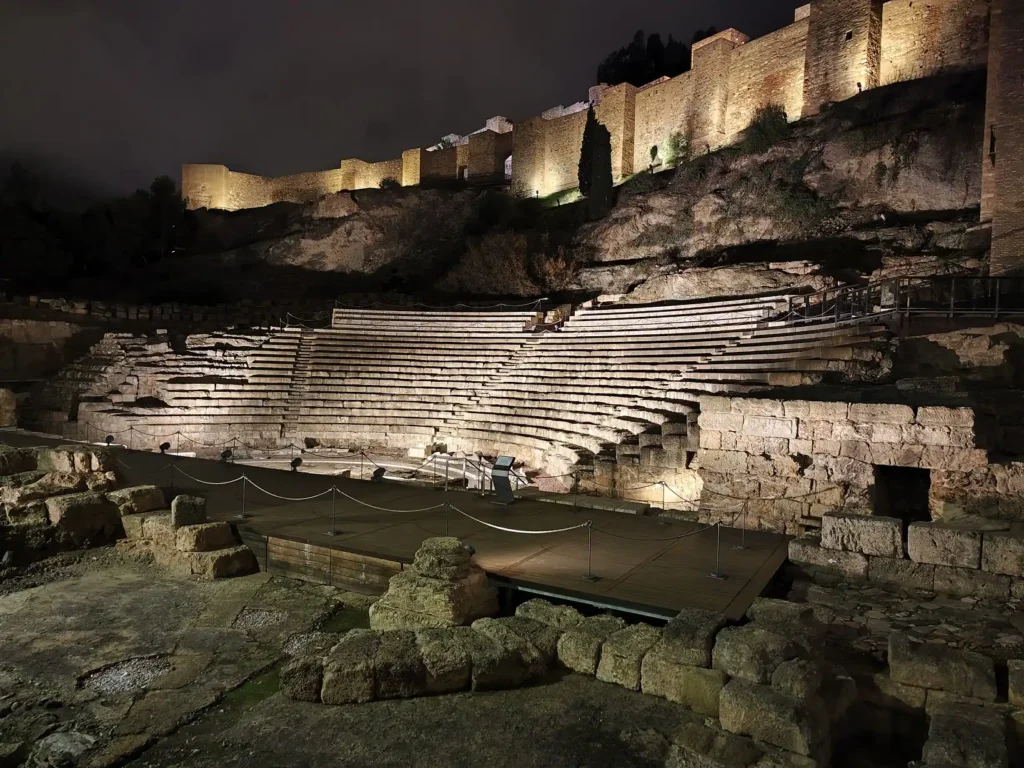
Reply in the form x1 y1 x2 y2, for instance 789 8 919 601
32 294 890 483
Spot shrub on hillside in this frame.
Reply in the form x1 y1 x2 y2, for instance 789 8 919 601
741 104 791 154
379 177 401 190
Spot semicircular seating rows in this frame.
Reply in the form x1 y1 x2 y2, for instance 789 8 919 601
37 294 887 478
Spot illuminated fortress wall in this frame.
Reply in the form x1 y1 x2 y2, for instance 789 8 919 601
183 0 995 209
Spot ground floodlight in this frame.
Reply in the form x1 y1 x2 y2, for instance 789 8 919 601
220 449 233 462
159 442 171 454
105 435 114 446
371 467 387 482
290 457 303 472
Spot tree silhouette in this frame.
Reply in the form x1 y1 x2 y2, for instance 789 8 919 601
595 29 692 87
579 107 613 218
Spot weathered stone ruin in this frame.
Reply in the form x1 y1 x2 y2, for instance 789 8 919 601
368 537 498 630
116 491 257 580
0 443 255 580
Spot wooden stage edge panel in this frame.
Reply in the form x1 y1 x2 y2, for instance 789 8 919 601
242 527 790 621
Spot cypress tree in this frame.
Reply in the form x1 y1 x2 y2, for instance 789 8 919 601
589 121 614 218
578 106 598 197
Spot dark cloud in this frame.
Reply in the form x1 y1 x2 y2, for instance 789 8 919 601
0 0 800 204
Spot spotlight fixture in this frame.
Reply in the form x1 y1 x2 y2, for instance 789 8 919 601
220 449 233 462
105 435 115 446
290 457 303 472
159 442 171 454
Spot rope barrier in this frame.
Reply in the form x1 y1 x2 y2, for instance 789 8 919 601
448 504 590 535
173 467 245 486
332 487 448 514
243 477 335 502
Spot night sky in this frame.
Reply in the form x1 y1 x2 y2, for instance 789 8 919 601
1 0 800 205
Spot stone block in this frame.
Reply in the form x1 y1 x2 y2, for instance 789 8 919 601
917 406 975 428
700 450 749 474
700 412 745 432
790 439 813 455
771 659 825 699
700 431 722 450
106 485 165 516
719 679 829 758
185 546 257 580
280 654 323 702
170 495 206 528
788 536 868 579
557 615 626 676
888 633 996 701
639 653 726 716
712 625 800 684
175 522 236 553
1009 660 1023 709
810 439 841 456
121 513 145 541
782 400 811 419
140 512 176 547
0 445 36 477
514 599 583 631
933 565 1010 599
455 626 527 691
496 616 563 665
415 628 472 694
745 596 833 627
471 617 548 680
867 557 935 591
36 447 77 473
44 491 122 545
806 401 850 421
321 630 379 705
372 629 426 699
700 396 732 413
743 416 797 439
908 523 982 568
848 403 915 424
981 531 1024 577
596 624 662 691
821 512 903 557
856 671 926 712
732 399 784 417
653 607 726 668
371 567 497 630
922 702 1008 768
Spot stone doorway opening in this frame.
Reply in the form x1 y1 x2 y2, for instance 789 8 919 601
873 465 931 525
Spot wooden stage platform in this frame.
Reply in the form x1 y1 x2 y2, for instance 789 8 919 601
2 431 790 620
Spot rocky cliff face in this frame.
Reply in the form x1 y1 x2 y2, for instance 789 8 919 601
173 70 987 304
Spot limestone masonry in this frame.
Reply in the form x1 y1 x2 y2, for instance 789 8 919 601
181 0 1024 274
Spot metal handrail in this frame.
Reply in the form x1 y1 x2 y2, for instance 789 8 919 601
786 276 1024 326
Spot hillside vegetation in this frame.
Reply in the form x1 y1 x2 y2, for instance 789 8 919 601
12 71 989 305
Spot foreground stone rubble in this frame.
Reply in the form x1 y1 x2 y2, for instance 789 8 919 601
0 443 255 580
280 536 1024 767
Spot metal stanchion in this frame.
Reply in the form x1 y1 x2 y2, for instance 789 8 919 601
360 453 364 482
129 426 134 450
708 523 727 580
175 431 180 454
661 481 666 511
582 521 600 582
234 475 248 520
734 501 748 551
444 456 450 492
325 485 339 535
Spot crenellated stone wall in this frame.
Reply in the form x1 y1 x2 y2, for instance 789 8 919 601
184 0 997 208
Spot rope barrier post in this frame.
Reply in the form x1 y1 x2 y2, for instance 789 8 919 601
444 456 450 493
235 475 248 520
661 481 666 511
129 426 133 451
326 485 339 536
462 457 467 489
708 523 727 581
581 521 600 583
175 431 179 455
360 453 364 482
734 500 748 551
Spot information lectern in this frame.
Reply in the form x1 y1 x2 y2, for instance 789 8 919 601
490 455 517 505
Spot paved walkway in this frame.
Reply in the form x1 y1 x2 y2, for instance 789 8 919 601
2 429 789 619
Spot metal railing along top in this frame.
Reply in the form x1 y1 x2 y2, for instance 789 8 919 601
786 276 1024 326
